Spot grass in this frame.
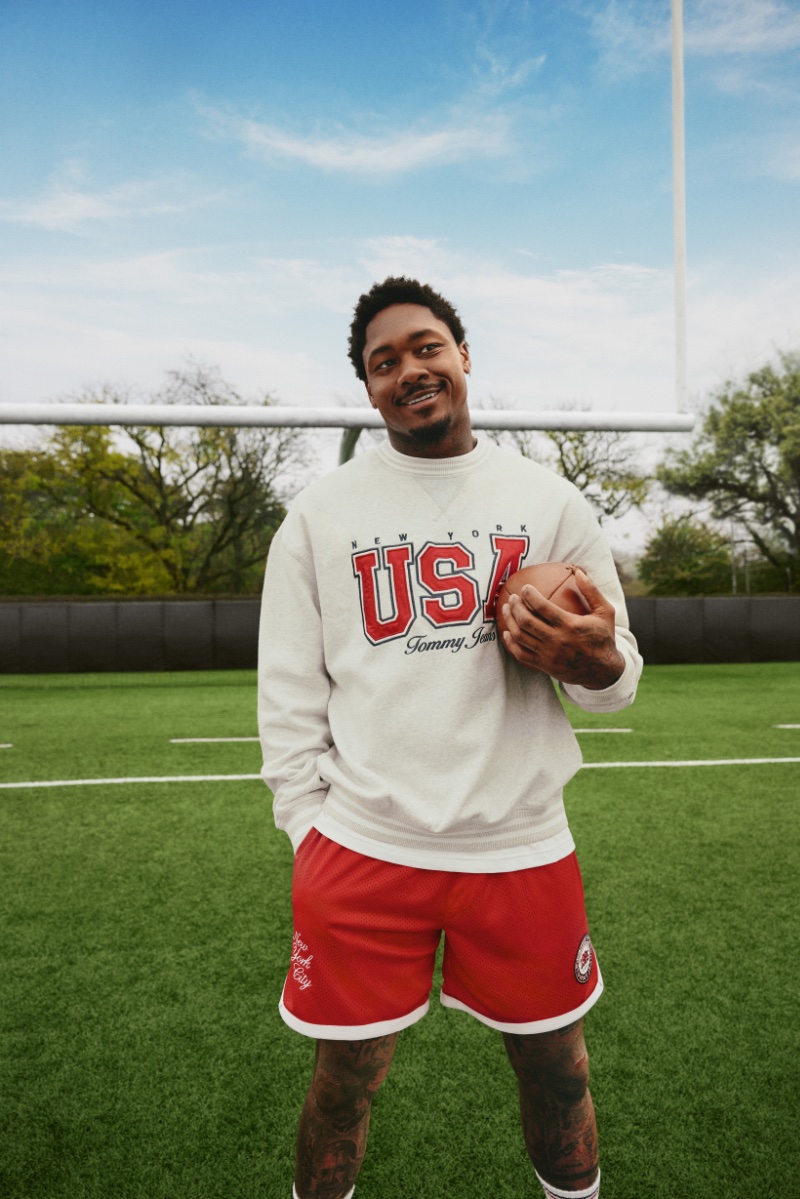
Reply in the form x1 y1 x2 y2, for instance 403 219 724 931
0 664 798 1198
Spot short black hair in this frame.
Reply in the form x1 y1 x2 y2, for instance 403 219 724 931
347 276 467 382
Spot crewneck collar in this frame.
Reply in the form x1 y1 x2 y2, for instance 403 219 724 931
377 435 492 476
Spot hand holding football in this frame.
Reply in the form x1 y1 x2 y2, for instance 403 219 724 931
495 562 589 641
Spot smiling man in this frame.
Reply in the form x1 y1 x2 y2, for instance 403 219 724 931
258 276 642 1199
360 299 473 454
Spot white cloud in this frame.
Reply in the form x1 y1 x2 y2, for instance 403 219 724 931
584 0 670 68
685 264 800 390
0 298 335 409
705 123 800 182
452 260 677 411
201 106 512 177
705 63 793 98
760 132 800 180
474 47 547 96
348 237 800 414
252 258 365 314
2 238 798 446
0 185 176 232
455 0 549 94
359 236 461 284
587 0 800 76
686 0 800 56
0 162 217 232
0 251 245 311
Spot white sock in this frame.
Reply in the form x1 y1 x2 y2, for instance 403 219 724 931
293 1187 354 1199
535 1167 600 1199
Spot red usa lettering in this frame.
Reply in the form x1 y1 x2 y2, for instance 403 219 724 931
352 544 416 645
352 534 529 646
416 542 481 627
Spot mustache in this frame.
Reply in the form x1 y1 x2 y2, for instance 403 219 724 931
402 381 442 398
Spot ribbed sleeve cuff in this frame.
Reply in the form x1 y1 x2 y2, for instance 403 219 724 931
562 649 639 712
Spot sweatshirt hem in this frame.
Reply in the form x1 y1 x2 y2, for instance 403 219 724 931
312 812 575 872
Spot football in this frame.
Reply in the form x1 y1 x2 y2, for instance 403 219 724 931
495 562 589 641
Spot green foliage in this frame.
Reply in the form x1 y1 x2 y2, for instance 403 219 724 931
543 427 650 523
637 515 731 595
0 442 174 595
657 352 800 589
0 365 311 596
483 404 650 524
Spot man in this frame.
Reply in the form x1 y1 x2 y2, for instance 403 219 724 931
258 277 642 1199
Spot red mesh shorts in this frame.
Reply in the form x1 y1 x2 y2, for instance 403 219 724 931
280 830 603 1039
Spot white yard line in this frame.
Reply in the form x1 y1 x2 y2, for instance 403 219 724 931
2 759 800 790
0 744 12 749
582 757 800 769
773 724 800 729
170 737 260 743
573 728 633 734
0 774 261 790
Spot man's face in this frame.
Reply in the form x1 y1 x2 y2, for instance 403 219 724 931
362 303 473 458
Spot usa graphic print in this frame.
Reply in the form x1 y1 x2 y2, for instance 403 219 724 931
352 531 530 647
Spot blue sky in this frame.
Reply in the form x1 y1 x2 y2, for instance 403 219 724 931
1 0 799 424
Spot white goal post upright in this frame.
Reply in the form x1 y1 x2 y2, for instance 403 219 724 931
672 0 688 414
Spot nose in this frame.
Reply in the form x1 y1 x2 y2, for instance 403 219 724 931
398 354 430 387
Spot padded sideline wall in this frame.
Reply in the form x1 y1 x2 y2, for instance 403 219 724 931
0 596 798 673
0 600 260 673
625 597 800 664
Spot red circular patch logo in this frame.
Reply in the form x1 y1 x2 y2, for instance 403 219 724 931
574 934 593 984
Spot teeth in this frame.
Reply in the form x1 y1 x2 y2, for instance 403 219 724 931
403 389 437 406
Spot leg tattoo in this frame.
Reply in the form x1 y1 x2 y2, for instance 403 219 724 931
294 1034 397 1199
503 1019 599 1192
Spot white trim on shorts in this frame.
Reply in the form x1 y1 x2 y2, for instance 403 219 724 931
279 981 430 1040
439 962 604 1034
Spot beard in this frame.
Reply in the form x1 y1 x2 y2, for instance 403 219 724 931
407 415 453 445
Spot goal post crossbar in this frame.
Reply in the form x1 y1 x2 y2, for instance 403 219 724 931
0 403 695 434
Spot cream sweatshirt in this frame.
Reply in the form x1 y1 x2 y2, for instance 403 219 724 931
258 436 642 872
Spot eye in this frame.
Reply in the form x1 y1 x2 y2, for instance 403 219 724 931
419 342 442 355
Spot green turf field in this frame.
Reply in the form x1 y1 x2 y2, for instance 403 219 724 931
1 664 798 1198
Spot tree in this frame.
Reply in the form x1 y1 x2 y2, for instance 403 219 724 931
0 364 312 595
543 427 649 523
637 515 731 595
0 447 96 594
483 402 649 523
657 353 800 590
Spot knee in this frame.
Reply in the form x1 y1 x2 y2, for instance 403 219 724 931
311 1036 396 1119
504 1027 591 1106
309 1071 368 1131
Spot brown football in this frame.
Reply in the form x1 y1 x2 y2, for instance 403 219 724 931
495 562 589 641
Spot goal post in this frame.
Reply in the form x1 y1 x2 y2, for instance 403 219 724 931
672 0 688 414
0 402 696 465
0 6 692 461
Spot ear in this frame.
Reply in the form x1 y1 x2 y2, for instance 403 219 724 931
460 341 471 375
365 382 377 409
